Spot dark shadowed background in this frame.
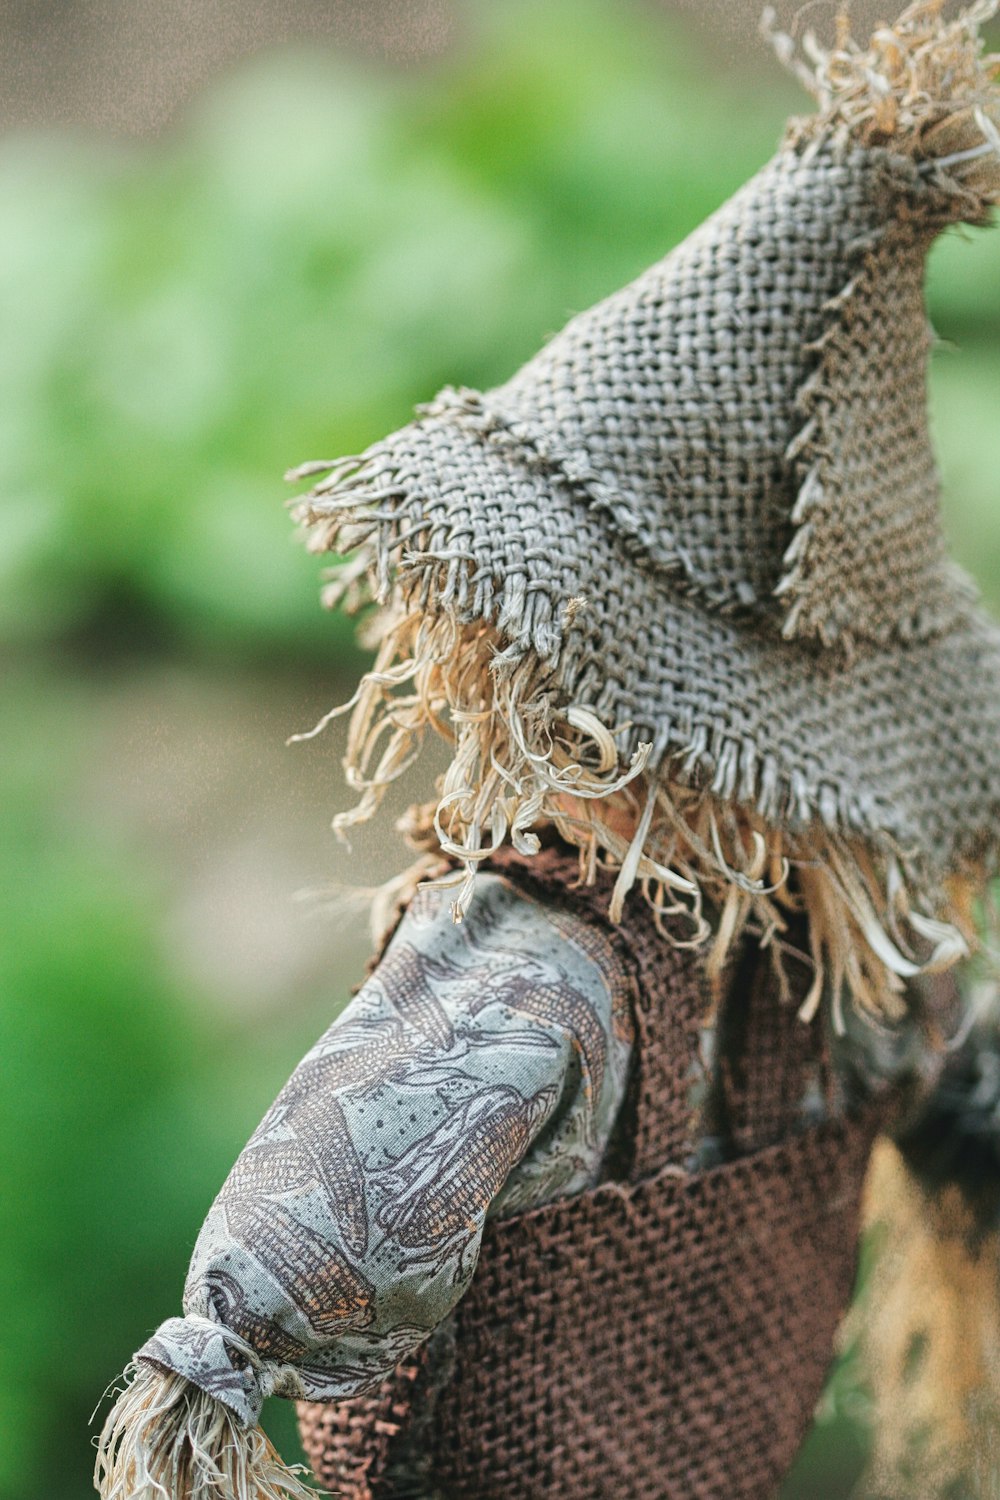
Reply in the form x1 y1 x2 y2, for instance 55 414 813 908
2 2 998 1497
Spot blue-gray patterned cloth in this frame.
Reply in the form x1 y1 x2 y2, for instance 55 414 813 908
139 873 637 1422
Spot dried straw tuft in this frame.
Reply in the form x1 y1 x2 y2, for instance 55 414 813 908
290 608 974 1025
94 1361 318 1500
765 0 1000 196
856 1140 1000 1498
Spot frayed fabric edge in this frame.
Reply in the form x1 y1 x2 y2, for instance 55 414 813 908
285 604 979 1028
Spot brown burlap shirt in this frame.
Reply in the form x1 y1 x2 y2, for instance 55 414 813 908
296 847 934 1499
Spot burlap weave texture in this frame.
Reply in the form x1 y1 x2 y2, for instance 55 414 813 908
297 137 1000 884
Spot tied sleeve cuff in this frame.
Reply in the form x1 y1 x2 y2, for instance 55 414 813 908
137 1314 304 1426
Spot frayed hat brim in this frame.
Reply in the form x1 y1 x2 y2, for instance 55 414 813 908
294 404 1000 890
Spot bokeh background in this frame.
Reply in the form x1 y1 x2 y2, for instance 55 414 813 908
2 2 998 1497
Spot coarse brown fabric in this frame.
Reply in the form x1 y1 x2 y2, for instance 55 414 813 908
299 847 883 1498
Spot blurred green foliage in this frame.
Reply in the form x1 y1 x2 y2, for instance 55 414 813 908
1 3 998 1498
0 0 794 660
2 2 996 656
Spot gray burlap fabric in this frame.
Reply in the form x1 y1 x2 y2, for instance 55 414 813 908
294 100 1000 892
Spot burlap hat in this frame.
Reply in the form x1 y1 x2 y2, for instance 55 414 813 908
292 1 1000 1017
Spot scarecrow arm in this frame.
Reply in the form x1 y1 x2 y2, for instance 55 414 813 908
96 872 636 1497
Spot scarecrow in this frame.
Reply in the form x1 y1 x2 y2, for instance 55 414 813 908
97 3 1000 1497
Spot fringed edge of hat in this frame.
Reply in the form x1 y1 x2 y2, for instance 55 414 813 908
766 0 1000 201
282 589 981 1027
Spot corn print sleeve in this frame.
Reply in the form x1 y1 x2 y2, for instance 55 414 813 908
137 873 636 1417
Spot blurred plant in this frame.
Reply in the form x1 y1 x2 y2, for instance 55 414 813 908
0 671 228 1490
0 0 790 661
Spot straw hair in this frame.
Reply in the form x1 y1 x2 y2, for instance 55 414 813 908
290 607 974 1023
857 1140 1000 1498
95 1361 318 1500
767 0 1000 196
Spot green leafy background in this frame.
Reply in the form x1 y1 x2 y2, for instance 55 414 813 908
2 4 998 1497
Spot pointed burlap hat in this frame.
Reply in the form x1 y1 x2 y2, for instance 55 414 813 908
292 1 1000 1017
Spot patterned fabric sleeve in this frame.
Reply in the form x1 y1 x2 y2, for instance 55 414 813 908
137 872 636 1417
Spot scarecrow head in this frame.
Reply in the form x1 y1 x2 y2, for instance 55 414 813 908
291 1 1000 1024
